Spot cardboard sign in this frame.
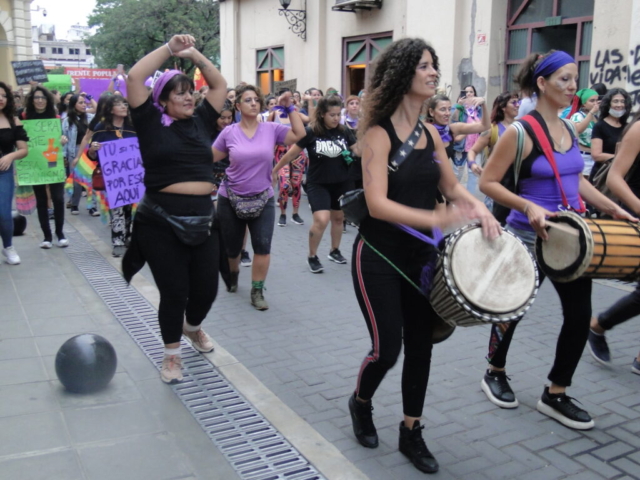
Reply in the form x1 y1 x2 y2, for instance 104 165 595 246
274 79 297 95
12 60 48 85
99 137 145 208
15 119 65 186
43 74 73 94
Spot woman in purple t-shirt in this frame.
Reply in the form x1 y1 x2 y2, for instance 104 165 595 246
480 50 635 430
213 85 305 310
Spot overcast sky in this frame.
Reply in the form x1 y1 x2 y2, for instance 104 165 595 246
31 0 97 39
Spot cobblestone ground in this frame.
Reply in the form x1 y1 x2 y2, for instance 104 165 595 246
76 196 640 480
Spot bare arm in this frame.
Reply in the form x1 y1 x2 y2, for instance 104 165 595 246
450 99 490 136
591 138 614 162
572 104 598 135
127 34 196 108
189 49 227 113
467 129 491 175
277 92 305 145
71 129 93 168
212 147 227 163
579 175 635 220
607 122 640 215
273 144 303 174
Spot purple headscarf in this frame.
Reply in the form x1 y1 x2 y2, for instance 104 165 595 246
152 70 182 127
533 51 575 86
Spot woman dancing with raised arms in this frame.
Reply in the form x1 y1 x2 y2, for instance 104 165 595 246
124 34 227 384
348 38 499 474
479 50 635 429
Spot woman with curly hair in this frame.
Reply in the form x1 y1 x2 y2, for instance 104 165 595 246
347 38 499 473
0 82 29 265
273 95 356 273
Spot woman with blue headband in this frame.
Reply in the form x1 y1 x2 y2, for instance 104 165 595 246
123 34 228 384
480 50 636 430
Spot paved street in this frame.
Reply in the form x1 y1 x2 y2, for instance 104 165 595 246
2 193 640 479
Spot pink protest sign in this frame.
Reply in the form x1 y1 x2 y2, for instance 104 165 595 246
99 137 145 208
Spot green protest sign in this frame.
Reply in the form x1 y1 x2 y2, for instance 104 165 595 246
43 74 73 94
15 119 66 186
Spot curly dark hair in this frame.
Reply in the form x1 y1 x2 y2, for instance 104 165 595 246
234 84 265 113
311 95 345 137
0 82 17 127
491 91 519 124
359 38 439 136
599 88 632 126
25 86 57 119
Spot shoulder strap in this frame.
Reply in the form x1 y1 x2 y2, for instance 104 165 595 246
389 120 424 172
489 124 499 149
512 122 526 186
521 114 585 213
561 117 577 140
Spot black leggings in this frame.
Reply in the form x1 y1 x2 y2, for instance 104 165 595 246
33 183 65 241
598 282 640 331
488 271 592 387
352 236 434 418
134 192 219 345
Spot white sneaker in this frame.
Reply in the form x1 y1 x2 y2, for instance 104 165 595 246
183 325 214 353
39 240 53 249
57 238 70 248
160 355 183 384
2 246 20 265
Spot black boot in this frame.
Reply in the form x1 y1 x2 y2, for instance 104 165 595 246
227 271 239 293
399 421 439 473
348 393 378 448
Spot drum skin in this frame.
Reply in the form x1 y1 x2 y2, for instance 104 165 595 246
536 212 640 282
430 224 539 327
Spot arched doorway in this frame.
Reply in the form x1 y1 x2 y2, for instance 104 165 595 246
505 0 594 89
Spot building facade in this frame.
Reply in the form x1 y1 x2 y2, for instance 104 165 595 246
0 0 35 85
31 24 95 70
220 0 640 105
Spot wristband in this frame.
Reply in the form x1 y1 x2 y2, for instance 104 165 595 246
165 43 174 56
467 160 477 168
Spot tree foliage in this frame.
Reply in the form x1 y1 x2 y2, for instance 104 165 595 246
86 0 220 73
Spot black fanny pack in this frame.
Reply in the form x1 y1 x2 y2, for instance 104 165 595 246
138 197 213 246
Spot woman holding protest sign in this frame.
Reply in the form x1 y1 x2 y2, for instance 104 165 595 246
124 34 228 384
0 82 29 265
23 86 68 249
87 95 137 257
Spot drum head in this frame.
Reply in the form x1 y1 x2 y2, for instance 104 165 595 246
449 227 537 314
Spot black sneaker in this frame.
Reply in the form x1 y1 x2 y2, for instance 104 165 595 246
536 386 595 430
632 358 640 375
308 255 324 273
227 271 239 292
343 221 347 233
278 214 286 227
328 248 347 264
588 330 611 365
399 421 439 474
89 207 100 217
70 206 79 215
348 393 378 448
240 250 252 267
291 213 304 225
481 369 519 409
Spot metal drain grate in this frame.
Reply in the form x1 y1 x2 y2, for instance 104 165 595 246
63 228 324 480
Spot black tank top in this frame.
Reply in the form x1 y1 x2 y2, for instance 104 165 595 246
358 118 441 252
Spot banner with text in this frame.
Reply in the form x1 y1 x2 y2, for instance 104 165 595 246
64 68 118 79
15 119 65 186
99 137 145 208
12 60 48 85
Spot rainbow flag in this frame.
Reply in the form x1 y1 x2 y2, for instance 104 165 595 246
14 185 36 215
69 151 96 192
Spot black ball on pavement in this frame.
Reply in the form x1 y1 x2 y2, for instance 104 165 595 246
11 211 26 236
55 334 117 393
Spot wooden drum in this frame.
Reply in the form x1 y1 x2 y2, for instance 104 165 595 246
536 211 640 283
430 224 539 327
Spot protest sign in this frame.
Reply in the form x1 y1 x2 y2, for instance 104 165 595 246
64 68 118 79
11 60 48 85
15 119 65 186
274 79 297 95
43 74 73 94
99 137 145 208
79 78 111 100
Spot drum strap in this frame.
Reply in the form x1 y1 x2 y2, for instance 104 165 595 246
521 114 586 213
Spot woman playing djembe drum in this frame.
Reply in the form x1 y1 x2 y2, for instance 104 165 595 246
588 110 640 371
480 50 636 430
348 38 500 474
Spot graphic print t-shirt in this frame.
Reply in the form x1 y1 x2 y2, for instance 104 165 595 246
297 126 356 184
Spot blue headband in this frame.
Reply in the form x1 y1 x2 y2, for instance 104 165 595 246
533 51 575 85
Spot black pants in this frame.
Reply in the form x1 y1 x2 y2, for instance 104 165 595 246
33 183 65 241
352 236 434 418
133 192 219 345
488 269 592 387
598 282 640 331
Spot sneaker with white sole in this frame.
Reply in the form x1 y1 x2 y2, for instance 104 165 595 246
240 250 252 267
183 325 214 353
308 255 324 273
70 206 79 215
328 248 347 264
57 237 70 248
291 213 304 225
89 208 100 217
278 214 286 227
112 245 126 257
588 330 611 365
40 240 53 249
160 355 183 384
536 386 594 430
2 246 20 265
481 369 519 408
